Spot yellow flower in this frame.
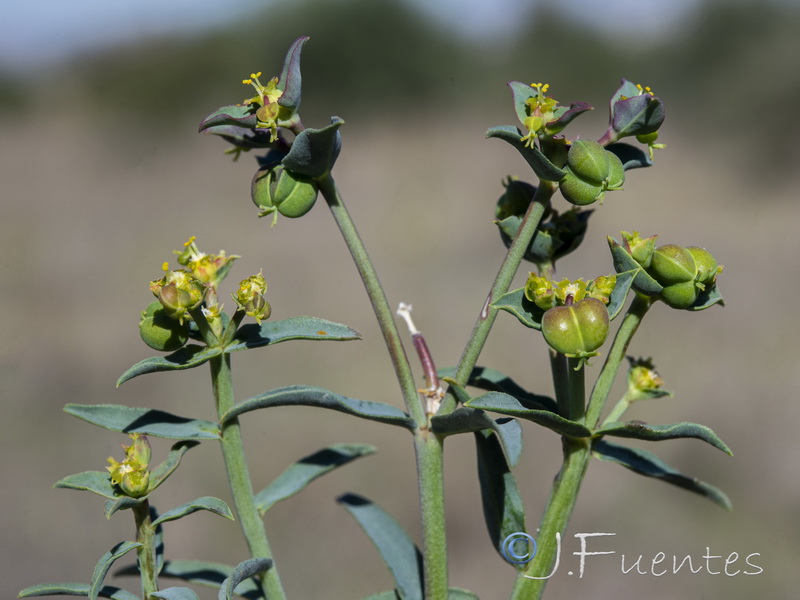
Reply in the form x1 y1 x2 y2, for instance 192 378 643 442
242 72 284 142
520 83 559 148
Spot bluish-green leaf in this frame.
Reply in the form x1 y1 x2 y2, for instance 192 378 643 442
152 497 234 526
124 560 259 599
606 142 652 170
282 117 344 179
431 407 524 466
338 494 423 600
508 81 537 125
594 421 732 455
607 269 638 320
491 287 544 330
222 386 414 430
439 366 556 413
255 443 376 514
200 125 275 151
65 404 219 440
486 126 566 182
117 345 223 386
465 392 591 438
90 542 142 600
55 471 118 500
198 104 257 132
105 496 147 519
226 316 360 353
546 102 593 135
475 428 526 567
149 441 201 491
611 90 665 138
151 588 199 600
689 282 724 311
219 558 271 600
277 35 309 110
18 583 139 600
592 439 732 510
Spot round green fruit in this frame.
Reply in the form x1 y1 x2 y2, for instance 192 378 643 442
567 139 610 186
273 168 319 218
660 280 699 309
686 246 718 285
542 297 610 357
559 169 604 206
649 244 697 285
139 301 189 351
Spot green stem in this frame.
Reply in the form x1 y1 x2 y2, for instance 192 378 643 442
132 501 158 600
510 437 591 600
550 350 569 412
211 354 286 600
603 391 634 425
414 432 448 599
565 357 586 423
441 181 556 413
585 293 653 429
317 174 423 424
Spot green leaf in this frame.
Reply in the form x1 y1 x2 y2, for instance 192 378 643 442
611 89 665 138
65 404 219 440
124 560 259 599
151 589 199 600
282 117 344 179
18 583 139 600
222 385 414 430
117 345 223 386
198 104 257 133
606 269 638 320
338 494 423 600
491 287 544 330
90 542 142 600
439 366 557 413
475 429 526 567
608 236 663 296
431 408 524 467
592 439 732 510
594 421 732 455
105 496 147 519
152 497 234 526
508 81 537 125
255 443 376 514
219 558 271 600
277 35 309 110
465 392 592 438
55 471 118 500
486 126 566 182
606 142 653 170
546 102 593 135
689 282 725 311
226 316 361 353
200 125 275 151
149 441 201 491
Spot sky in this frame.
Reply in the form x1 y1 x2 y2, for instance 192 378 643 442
1 0 704 73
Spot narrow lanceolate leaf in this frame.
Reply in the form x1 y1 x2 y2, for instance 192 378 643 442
594 421 732 455
133 560 259 599
439 366 557 413
219 558 272 600
226 316 361 353
255 443 377 514
338 494 423 600
492 287 544 330
486 125 566 182
466 392 592 438
117 345 223 386
90 542 142 600
282 117 344 178
151 588 199 600
55 471 118 500
149 441 201 491
475 429 526 566
222 386 414 430
105 496 147 519
152 497 234 526
65 404 219 440
592 439 732 510
430 408 524 467
18 583 139 600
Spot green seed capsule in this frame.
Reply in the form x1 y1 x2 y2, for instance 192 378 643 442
660 280 700 309
251 166 277 211
649 244 697 285
559 168 605 206
686 246 719 286
541 297 610 357
273 168 319 218
567 139 610 186
139 301 189 351
606 151 625 190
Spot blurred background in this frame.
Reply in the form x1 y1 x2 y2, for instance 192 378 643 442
3 0 799 598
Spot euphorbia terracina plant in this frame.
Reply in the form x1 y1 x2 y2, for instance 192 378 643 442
20 37 729 600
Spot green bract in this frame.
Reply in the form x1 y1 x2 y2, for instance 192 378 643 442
541 298 610 359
